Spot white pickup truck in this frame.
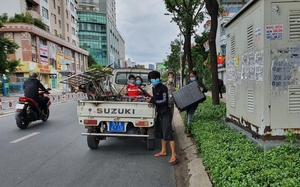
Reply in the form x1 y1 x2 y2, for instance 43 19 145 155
76 68 156 150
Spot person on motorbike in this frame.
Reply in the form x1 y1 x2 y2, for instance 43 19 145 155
24 72 50 117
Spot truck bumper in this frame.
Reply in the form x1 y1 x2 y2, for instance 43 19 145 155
82 132 149 138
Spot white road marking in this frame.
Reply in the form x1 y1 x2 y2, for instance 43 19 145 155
10 132 40 143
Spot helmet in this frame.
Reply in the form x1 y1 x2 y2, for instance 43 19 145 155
29 72 38 78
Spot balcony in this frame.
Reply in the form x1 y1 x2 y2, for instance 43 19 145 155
203 20 211 33
203 40 209 52
220 34 227 46
27 10 41 19
204 25 211 33
220 16 230 27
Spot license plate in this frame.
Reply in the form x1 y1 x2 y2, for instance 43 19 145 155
109 122 125 132
15 103 24 109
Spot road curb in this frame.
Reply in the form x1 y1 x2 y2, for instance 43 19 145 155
173 108 212 187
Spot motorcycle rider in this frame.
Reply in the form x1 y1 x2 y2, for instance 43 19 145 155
24 72 50 117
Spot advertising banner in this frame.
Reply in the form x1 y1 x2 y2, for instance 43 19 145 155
40 44 48 57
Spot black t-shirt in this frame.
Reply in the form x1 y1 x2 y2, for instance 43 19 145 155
24 77 47 99
150 83 170 115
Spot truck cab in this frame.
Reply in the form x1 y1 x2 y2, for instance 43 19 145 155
111 68 152 94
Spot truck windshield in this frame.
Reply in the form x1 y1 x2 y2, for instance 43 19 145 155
115 72 150 85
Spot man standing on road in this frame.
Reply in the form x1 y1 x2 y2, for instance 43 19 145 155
146 71 178 165
164 72 176 118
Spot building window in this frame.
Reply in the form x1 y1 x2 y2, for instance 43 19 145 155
70 3 74 11
58 6 60 15
54 29 57 35
67 23 69 31
59 20 61 28
52 0 56 9
46 25 50 32
42 7 48 19
72 39 76 45
53 14 56 24
67 37 70 42
72 27 75 35
71 15 75 23
40 38 47 45
66 10 68 19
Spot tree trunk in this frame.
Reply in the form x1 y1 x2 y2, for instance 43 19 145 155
205 0 219 105
181 44 187 87
185 30 193 72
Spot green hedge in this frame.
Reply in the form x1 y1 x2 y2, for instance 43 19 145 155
188 97 300 187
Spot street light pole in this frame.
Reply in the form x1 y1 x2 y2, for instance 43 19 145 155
179 33 182 89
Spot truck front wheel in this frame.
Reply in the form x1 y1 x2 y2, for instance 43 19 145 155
87 129 100 149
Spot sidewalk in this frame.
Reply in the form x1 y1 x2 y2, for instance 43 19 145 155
173 91 226 187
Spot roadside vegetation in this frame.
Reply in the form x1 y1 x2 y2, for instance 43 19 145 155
186 97 300 186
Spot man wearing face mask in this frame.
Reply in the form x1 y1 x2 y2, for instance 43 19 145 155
146 71 178 165
164 72 176 117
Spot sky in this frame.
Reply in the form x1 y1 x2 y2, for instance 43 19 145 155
115 0 193 65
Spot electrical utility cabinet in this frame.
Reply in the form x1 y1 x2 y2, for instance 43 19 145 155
225 0 300 140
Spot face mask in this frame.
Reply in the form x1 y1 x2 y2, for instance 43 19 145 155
168 78 173 82
150 78 160 85
190 77 196 82
129 80 135 83
136 80 142 85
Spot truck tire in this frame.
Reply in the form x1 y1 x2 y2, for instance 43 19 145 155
147 139 155 150
87 129 100 149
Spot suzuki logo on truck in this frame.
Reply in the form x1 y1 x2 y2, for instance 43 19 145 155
97 108 135 114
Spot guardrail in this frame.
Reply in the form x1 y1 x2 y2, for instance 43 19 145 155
0 92 87 115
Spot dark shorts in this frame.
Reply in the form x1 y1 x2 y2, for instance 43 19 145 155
155 113 174 141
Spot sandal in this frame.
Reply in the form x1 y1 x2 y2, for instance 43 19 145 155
169 157 178 165
154 152 167 157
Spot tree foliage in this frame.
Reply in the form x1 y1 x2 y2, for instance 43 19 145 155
0 21 20 75
164 0 205 86
164 39 181 73
0 13 46 30
88 54 98 67
192 32 210 86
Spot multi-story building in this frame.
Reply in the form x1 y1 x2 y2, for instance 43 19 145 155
203 0 249 83
77 0 125 67
0 0 88 93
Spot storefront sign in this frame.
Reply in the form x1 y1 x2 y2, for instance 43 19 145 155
40 44 48 57
56 54 64 70
40 57 49 64
34 63 52 73
16 62 30 72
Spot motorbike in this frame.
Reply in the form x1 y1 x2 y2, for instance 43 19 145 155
15 89 51 129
